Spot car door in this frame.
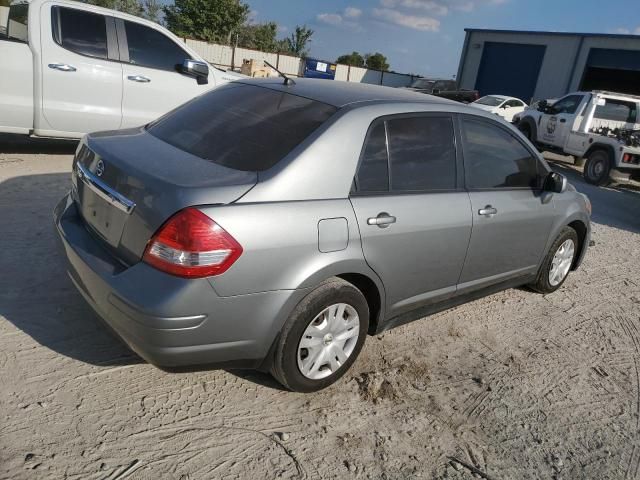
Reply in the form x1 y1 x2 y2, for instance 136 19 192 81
538 94 585 147
118 19 213 128
457 115 554 293
350 114 472 317
39 5 122 135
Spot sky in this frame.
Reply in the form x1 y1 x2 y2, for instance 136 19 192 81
243 0 640 78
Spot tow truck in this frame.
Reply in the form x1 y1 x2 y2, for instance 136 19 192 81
515 91 640 185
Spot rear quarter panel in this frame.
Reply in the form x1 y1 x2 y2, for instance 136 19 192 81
200 200 382 298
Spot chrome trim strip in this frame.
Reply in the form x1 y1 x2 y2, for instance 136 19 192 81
76 162 136 214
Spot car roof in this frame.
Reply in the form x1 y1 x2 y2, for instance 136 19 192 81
235 78 460 108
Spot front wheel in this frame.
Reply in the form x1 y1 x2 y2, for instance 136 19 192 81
271 278 369 392
529 227 578 294
584 149 611 185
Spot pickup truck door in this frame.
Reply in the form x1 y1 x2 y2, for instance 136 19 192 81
117 20 214 128
538 94 585 148
39 6 122 135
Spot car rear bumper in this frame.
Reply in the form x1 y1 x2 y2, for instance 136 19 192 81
54 193 307 368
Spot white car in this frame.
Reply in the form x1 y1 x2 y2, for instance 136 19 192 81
470 95 527 122
0 0 243 139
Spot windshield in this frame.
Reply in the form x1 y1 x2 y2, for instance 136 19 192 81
411 79 435 90
0 2 28 41
149 84 338 172
475 96 504 107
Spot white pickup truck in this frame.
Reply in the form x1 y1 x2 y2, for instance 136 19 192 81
0 0 242 139
516 90 640 185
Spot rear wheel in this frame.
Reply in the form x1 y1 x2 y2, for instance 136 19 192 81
520 123 532 141
271 278 369 392
529 227 578 294
584 149 611 185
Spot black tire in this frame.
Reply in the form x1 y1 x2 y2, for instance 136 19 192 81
529 227 578 294
584 149 611 186
270 277 369 392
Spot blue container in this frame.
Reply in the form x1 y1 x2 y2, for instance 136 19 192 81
303 58 336 80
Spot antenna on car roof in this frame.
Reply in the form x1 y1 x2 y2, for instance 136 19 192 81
264 60 296 86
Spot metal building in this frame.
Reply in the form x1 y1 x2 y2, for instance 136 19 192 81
456 29 640 102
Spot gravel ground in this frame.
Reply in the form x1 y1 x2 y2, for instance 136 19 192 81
1 137 639 479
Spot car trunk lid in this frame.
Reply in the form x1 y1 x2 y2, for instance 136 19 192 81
72 128 257 265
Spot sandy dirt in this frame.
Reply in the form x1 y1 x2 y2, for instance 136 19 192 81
1 137 639 479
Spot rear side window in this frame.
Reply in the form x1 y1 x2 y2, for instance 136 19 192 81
148 84 337 171
387 116 456 191
355 115 457 193
462 118 540 189
54 7 107 59
595 99 637 123
125 21 189 71
356 122 388 192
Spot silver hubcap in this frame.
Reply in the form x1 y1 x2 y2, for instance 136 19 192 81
297 303 360 380
549 239 575 286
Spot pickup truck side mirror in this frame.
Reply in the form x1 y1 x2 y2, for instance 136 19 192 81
181 59 209 85
544 172 567 193
537 100 548 112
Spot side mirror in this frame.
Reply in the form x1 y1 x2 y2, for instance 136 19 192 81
544 172 567 193
181 59 209 85
537 100 548 112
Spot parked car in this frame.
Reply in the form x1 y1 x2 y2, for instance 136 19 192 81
55 79 591 392
403 78 479 103
516 90 640 185
470 95 527 122
0 0 242 139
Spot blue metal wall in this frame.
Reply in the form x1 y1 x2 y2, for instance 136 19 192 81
474 42 546 102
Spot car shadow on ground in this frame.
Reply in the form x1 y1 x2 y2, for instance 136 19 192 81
0 172 141 367
0 134 78 154
547 160 640 234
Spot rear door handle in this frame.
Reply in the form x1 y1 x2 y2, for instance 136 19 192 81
48 63 76 72
127 75 151 83
367 212 396 228
478 205 498 217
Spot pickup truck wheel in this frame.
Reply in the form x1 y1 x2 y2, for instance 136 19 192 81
529 227 578 294
584 150 611 186
519 123 532 141
270 278 369 392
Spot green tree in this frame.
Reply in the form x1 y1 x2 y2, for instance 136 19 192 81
336 51 365 67
164 0 249 43
364 52 390 71
141 0 162 23
237 22 278 52
81 0 142 16
280 25 313 57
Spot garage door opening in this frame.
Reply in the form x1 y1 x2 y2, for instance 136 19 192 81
581 67 640 96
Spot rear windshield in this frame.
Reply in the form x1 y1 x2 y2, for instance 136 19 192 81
148 84 338 171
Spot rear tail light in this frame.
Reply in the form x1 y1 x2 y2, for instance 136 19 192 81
623 153 631 163
143 208 242 278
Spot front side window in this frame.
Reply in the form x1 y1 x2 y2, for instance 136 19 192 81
148 84 337 171
462 117 541 189
125 21 189 71
595 99 637 123
551 95 584 114
54 7 107 59
1 2 28 42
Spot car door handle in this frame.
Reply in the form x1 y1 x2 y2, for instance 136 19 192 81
367 213 396 228
478 205 498 217
127 75 151 83
560 118 566 123
48 63 76 72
